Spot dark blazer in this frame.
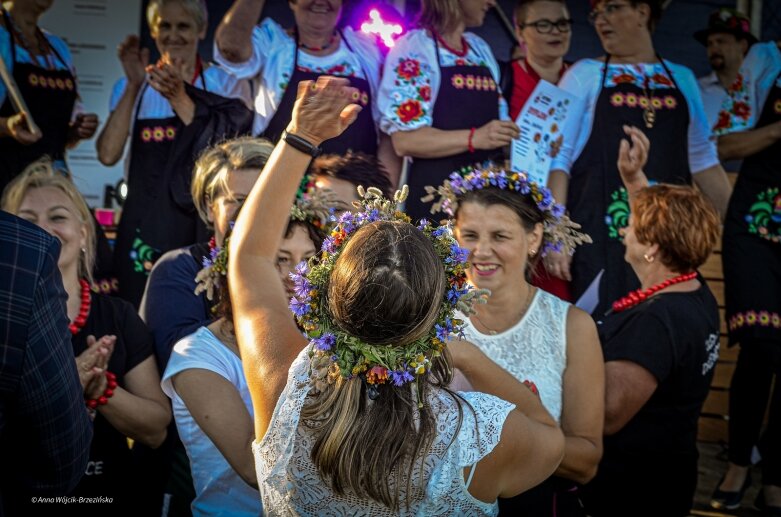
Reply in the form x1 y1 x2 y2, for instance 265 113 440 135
0 210 92 512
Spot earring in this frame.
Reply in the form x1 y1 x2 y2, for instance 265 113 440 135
529 249 537 257
643 253 654 263
81 247 87 254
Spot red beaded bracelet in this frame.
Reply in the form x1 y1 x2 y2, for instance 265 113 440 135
85 371 118 409
468 127 476 153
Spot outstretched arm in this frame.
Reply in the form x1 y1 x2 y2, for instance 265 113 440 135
229 77 361 441
216 0 266 64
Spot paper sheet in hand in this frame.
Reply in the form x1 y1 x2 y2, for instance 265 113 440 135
575 269 604 315
510 80 582 186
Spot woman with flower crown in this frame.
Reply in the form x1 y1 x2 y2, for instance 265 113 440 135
424 168 602 516
228 76 565 515
160 191 337 516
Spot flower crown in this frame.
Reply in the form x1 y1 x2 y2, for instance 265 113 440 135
289 185 488 401
194 191 340 301
422 168 592 256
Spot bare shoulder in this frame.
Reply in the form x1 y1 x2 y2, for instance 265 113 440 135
565 305 602 359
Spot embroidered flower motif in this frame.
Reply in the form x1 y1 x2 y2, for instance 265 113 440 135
455 58 467 66
729 310 781 331
651 97 663 109
611 93 624 107
744 187 781 243
397 58 421 80
452 74 465 89
729 73 744 94
327 64 346 75
29 74 38 86
165 127 176 140
714 110 732 131
638 96 650 109
605 187 630 240
612 72 636 84
360 91 369 106
418 85 431 101
625 93 638 107
65 78 74 90
651 73 672 87
396 99 423 124
47 77 56 88
664 96 677 109
465 75 475 89
39 75 48 88
775 99 781 115
56 78 65 89
152 127 165 142
759 311 771 326
141 128 152 143
733 101 751 120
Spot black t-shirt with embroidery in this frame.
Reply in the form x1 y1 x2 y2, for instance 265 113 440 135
586 283 719 515
69 293 154 510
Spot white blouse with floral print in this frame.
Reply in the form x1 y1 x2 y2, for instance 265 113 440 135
712 42 781 136
213 18 383 136
378 28 507 135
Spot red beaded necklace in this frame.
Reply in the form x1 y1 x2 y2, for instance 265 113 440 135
611 271 697 313
69 279 91 335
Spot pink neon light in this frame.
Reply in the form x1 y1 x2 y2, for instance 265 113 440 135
361 8 403 48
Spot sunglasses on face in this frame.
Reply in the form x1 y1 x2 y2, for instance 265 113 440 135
518 18 573 34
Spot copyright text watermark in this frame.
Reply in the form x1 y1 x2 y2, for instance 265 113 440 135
31 496 113 504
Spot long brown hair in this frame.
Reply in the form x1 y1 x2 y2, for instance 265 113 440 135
417 0 463 35
300 221 465 510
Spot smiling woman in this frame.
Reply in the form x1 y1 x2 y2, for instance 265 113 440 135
95 0 254 309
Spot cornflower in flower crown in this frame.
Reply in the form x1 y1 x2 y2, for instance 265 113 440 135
289 185 489 404
195 190 340 302
422 167 592 256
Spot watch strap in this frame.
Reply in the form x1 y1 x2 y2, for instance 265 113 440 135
282 130 322 158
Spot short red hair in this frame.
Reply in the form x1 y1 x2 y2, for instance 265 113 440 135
631 184 720 273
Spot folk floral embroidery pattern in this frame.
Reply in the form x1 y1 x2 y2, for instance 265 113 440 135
450 74 496 92
296 60 360 78
605 187 630 240
389 56 431 126
604 64 675 89
729 310 781 331
129 230 160 276
140 126 176 143
609 92 678 111
745 187 781 243
713 72 752 135
28 73 74 91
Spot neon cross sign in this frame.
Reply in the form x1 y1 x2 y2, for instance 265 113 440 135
361 8 403 48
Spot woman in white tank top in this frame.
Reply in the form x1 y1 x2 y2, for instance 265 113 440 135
425 167 604 516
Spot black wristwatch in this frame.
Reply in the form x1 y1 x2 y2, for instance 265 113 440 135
281 130 322 158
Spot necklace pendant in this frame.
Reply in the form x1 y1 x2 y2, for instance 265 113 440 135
643 108 655 129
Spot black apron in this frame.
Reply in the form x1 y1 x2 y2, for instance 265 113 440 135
404 35 500 222
0 9 77 193
722 70 781 346
569 56 691 316
114 67 207 309
263 29 377 155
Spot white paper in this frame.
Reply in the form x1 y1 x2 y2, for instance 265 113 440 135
575 269 604 315
510 80 583 186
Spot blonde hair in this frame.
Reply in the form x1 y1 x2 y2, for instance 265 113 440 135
191 137 275 228
418 0 463 34
147 0 208 34
1 158 96 283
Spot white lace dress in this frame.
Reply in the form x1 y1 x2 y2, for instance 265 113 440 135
253 347 515 516
460 290 570 422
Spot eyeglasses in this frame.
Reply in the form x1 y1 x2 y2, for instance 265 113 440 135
519 18 573 34
588 2 630 25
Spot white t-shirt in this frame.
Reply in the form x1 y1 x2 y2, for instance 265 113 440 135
711 41 781 136
553 59 720 175
378 28 507 135
0 26 82 117
162 327 261 517
213 18 383 135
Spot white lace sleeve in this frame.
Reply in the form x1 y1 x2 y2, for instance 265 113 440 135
454 391 515 467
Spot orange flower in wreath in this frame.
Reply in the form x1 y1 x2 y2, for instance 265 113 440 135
397 58 421 80
396 99 423 123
